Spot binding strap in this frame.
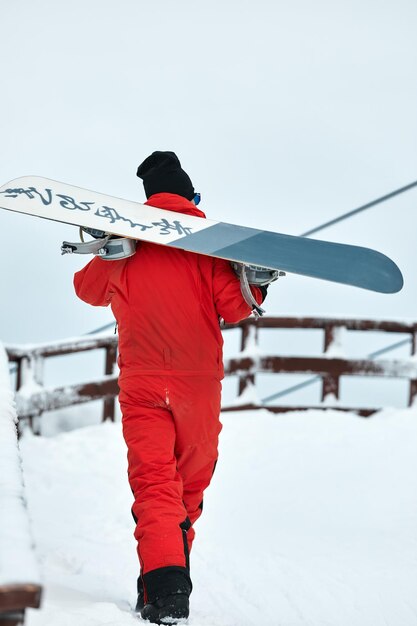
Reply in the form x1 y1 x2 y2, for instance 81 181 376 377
240 265 266 319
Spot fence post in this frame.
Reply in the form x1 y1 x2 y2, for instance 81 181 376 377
19 356 44 435
322 324 340 402
102 345 117 422
409 330 417 406
15 357 23 392
238 320 258 396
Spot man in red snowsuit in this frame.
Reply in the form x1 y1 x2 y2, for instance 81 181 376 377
74 152 265 624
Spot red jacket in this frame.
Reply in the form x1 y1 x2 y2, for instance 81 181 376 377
74 193 262 380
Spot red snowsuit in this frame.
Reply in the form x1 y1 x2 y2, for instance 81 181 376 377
73 193 262 597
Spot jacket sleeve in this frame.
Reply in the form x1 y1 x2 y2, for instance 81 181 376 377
73 257 116 307
212 258 264 323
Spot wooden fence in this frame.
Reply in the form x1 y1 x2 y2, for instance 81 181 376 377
221 317 417 416
7 334 118 433
5 317 417 430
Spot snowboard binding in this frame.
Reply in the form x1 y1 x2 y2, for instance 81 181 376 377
231 263 285 318
61 227 137 260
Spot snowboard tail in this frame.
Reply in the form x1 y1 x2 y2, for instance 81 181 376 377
0 176 403 294
171 224 403 294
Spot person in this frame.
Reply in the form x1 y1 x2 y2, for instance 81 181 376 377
73 151 266 624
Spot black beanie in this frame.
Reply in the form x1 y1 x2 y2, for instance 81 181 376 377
136 151 195 200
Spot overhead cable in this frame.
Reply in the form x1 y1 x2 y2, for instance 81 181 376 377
301 179 417 237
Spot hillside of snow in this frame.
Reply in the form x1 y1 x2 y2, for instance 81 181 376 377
19 407 417 626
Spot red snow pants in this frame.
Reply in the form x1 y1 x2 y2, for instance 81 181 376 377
119 375 222 575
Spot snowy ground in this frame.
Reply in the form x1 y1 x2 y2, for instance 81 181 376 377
20 407 417 626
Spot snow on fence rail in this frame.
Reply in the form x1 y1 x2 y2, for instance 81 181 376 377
4 317 417 429
7 332 118 433
0 342 42 625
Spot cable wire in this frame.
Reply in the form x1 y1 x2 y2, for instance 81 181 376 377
301 179 417 237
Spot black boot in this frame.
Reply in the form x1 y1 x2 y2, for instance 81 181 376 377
140 566 192 624
140 593 189 624
135 575 144 612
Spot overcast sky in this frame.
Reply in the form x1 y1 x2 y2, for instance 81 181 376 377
1 0 416 349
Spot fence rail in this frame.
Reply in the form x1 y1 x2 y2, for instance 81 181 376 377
5 317 417 429
0 585 42 626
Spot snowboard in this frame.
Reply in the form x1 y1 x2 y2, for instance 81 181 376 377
0 175 403 294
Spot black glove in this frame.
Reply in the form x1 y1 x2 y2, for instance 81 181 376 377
258 285 268 302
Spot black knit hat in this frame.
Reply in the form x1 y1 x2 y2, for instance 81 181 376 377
136 151 195 200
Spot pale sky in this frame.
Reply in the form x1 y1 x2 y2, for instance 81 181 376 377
1 0 416 351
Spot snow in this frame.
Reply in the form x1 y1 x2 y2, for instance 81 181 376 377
0 342 40 586
323 325 347 358
5 331 116 357
18 405 417 626
17 357 45 400
229 381 261 407
239 325 262 359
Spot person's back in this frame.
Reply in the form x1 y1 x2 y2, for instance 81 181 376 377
74 151 265 625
